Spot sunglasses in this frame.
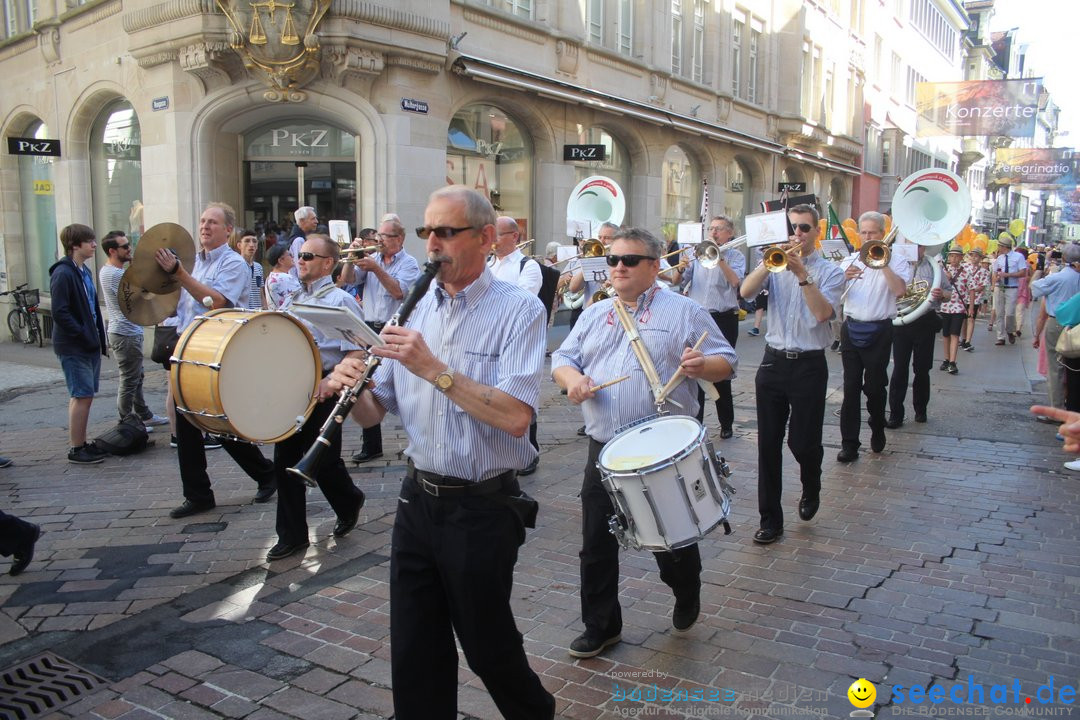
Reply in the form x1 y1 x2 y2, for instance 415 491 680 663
415 225 476 239
117 244 131 250
791 223 814 233
297 252 330 261
606 254 656 268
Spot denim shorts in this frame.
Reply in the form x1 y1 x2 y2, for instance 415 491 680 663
59 353 101 398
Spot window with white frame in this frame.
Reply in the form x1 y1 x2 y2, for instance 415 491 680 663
617 0 632 54
733 10 764 103
864 126 882 174
731 12 743 96
905 67 925 107
909 0 956 61
890 52 903 101
692 0 704 83
801 41 813 117
586 0 633 56
748 23 760 103
672 0 683 76
587 0 603 44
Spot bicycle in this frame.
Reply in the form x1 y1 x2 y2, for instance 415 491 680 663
2 283 44 347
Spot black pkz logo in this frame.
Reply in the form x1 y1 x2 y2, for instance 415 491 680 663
8 137 61 157
563 144 607 161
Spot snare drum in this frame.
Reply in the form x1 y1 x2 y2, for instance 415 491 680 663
598 415 734 551
170 309 320 443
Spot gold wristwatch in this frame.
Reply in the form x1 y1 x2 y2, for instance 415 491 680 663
434 368 455 392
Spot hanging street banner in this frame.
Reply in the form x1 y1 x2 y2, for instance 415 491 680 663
989 148 1079 187
916 79 1042 138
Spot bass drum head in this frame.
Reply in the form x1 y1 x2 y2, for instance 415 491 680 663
218 312 319 441
599 416 703 473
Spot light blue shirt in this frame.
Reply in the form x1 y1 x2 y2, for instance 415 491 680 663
552 286 739 443
371 268 545 480
680 247 746 312
359 249 421 323
1031 266 1080 317
281 275 363 373
176 243 250 333
761 254 845 352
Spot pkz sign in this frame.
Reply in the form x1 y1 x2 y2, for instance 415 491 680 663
8 137 61 157
563 144 607 162
778 182 806 192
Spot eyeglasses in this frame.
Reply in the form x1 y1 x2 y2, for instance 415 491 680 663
117 244 131 250
377 232 401 240
298 252 331 261
415 226 476 239
791 223 814 233
606 254 655 268
497 231 517 236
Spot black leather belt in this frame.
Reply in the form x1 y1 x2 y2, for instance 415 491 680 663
368 321 386 332
406 461 515 498
765 346 825 360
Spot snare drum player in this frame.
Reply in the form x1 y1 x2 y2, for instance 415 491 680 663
327 187 555 719
739 205 844 545
268 234 368 561
552 227 737 657
155 203 276 519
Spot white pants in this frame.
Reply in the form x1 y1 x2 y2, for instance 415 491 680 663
993 286 1018 339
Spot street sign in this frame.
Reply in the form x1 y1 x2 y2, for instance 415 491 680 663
401 98 429 114
152 97 169 112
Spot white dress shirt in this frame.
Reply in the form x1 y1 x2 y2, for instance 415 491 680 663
840 249 914 321
489 249 542 295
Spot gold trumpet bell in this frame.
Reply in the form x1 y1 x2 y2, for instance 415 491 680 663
763 246 789 273
580 239 605 257
860 241 891 269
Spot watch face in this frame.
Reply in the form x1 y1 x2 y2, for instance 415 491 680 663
436 373 452 390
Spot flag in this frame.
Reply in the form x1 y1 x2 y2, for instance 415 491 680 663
699 178 709 223
828 204 854 253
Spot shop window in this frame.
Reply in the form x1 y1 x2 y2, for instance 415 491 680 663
17 120 58 292
572 126 630 219
90 100 143 259
724 158 751 232
660 144 700 245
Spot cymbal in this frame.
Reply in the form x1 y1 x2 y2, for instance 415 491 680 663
117 268 180 326
128 222 196 294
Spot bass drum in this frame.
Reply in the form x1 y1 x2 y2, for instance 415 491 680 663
171 310 320 443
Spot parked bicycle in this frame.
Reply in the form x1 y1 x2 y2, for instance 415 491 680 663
2 283 43 347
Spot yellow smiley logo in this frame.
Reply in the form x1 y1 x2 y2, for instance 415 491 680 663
848 678 876 708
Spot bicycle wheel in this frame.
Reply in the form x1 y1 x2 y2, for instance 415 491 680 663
7 308 29 344
29 313 43 347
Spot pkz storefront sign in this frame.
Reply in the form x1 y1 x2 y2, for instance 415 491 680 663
401 98 429 114
564 144 607 162
778 182 806 193
245 122 355 161
8 137 61 157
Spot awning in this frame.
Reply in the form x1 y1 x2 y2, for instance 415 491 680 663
452 55 861 176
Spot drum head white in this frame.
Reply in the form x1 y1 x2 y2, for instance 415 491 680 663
600 416 703 472
218 313 318 440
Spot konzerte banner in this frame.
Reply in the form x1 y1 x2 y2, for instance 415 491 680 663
916 79 1042 137
990 148 1078 187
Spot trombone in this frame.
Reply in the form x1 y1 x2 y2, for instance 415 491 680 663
340 244 381 257
552 238 605 266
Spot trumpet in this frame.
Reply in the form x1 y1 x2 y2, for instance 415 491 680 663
340 244 382 257
552 238 605 265
762 243 799 273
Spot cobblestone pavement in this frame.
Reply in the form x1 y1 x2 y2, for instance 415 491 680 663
0 319 1076 720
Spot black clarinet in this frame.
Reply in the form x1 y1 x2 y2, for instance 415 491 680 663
288 257 443 486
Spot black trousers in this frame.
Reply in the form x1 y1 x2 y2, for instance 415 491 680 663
362 320 385 453
695 309 739 430
176 412 274 505
273 397 364 546
755 351 829 532
839 321 893 449
889 315 937 420
0 509 36 557
580 438 701 638
389 476 554 720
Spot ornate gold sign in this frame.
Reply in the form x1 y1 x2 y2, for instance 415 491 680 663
216 0 332 102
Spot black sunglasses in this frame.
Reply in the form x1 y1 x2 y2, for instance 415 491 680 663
791 223 814 233
298 252 330 261
415 225 476 239
606 254 656 268
117 244 131 250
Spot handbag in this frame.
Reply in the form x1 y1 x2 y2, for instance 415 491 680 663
150 325 180 367
1055 322 1080 359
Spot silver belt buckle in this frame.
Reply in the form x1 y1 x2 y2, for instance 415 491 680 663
420 476 441 497
785 350 798 359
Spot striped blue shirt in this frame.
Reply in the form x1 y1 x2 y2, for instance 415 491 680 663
371 268 546 480
99 264 142 337
552 286 739 443
359 249 422 323
680 247 746 312
1031 266 1080 317
176 243 250 333
761 254 845 352
243 261 264 310
281 275 364 373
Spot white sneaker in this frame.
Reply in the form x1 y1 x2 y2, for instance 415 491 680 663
1064 459 1080 472
144 414 169 427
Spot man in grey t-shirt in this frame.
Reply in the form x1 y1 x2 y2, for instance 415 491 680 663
99 231 167 429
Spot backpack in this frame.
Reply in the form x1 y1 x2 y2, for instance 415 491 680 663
522 258 560 322
93 413 151 456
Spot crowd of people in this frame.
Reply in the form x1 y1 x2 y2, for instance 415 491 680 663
3 189 1079 719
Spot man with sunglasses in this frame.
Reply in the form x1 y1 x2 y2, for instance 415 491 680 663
676 215 746 439
154 203 277 519
99 230 167 430
349 214 420 464
740 204 845 545
835 212 911 462
327 187 554 719
553 227 737 657
269 235 368 561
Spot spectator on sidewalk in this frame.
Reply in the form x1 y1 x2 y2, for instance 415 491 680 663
0 502 41 576
49 224 109 465
265 242 300 309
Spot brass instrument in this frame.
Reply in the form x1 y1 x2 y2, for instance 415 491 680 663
554 238 605 266
762 243 797 273
591 282 615 304
694 241 722 269
340 244 381 257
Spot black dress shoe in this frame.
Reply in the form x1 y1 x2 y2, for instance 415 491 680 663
518 457 539 476
798 495 820 521
9 524 41 576
568 631 621 658
253 483 276 504
753 527 783 544
836 446 859 463
914 413 927 423
576 425 587 437
870 431 886 453
333 491 365 538
720 427 734 439
266 540 310 561
885 415 903 429
169 499 215 519
352 447 383 464
672 596 700 632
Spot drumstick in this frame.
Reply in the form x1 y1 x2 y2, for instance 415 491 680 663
588 375 630 393
657 332 708 404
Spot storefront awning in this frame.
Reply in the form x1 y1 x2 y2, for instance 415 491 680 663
452 55 861 176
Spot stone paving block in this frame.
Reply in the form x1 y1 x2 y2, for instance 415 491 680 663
260 687 355 720
119 684 176 711
161 650 225 677
326 679 395 717
208 695 260 719
157 701 223 719
150 671 199 695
